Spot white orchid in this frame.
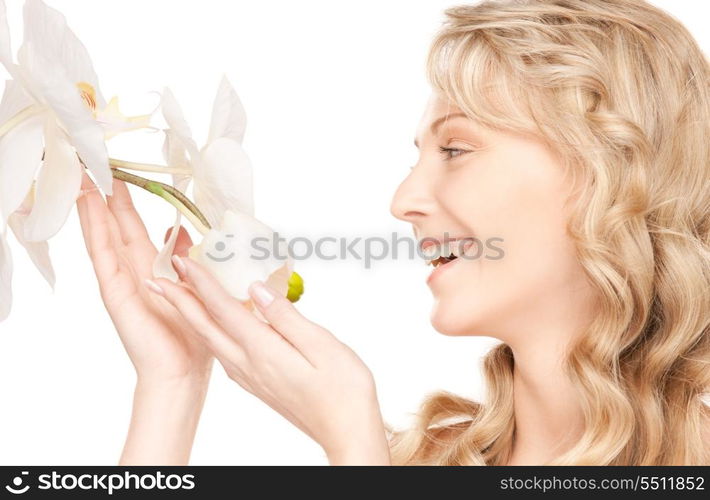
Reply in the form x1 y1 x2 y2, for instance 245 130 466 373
0 1 302 321
0 188 55 320
154 76 297 303
0 0 152 239
0 0 153 320
188 210 294 302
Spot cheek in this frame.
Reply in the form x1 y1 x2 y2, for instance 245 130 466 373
428 253 513 336
430 141 581 336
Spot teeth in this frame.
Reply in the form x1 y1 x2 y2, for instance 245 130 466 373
423 238 476 266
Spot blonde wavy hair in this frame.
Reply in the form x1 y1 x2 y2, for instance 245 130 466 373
388 0 710 465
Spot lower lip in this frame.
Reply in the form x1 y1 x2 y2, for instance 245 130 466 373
426 257 461 285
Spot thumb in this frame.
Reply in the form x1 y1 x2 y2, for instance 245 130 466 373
248 280 333 361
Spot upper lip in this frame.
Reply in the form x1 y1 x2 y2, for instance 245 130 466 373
418 236 473 252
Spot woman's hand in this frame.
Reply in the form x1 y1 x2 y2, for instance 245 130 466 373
148 256 391 465
76 173 213 465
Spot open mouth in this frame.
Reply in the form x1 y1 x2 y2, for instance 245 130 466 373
422 238 476 268
429 254 458 268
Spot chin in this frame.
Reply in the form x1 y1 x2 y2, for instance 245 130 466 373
429 298 481 336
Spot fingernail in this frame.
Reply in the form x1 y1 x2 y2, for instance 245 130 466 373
249 281 274 308
172 255 187 278
144 279 164 296
78 186 99 197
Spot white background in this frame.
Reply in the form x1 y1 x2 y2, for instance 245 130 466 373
0 0 706 465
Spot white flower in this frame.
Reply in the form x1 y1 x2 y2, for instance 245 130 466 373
188 210 292 302
0 0 152 240
155 76 292 301
0 188 55 321
0 0 151 320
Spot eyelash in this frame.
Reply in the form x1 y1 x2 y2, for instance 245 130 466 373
438 146 469 160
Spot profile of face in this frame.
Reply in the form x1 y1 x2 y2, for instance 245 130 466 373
390 92 592 341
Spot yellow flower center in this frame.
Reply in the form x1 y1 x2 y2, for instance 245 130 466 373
76 81 97 112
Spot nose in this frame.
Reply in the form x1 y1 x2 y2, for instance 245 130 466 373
390 164 436 223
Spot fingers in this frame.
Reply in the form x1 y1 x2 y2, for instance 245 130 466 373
173 255 331 366
149 277 247 364
145 277 308 398
106 179 154 250
164 225 193 257
171 255 271 344
76 172 119 277
104 178 160 279
248 281 334 366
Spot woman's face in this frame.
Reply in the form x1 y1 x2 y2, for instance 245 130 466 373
390 92 593 340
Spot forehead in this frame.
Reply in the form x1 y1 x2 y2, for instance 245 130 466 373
415 92 476 143
417 93 465 130
426 92 462 114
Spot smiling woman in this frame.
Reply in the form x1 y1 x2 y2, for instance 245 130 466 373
387 0 709 465
1 0 706 468
89 0 708 466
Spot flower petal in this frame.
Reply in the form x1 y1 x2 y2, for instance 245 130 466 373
0 0 13 67
0 2 31 88
23 118 82 241
154 95 195 280
152 212 182 281
160 87 199 162
22 0 105 108
0 113 43 226
188 209 289 301
17 45 111 195
7 190 55 288
96 96 153 140
208 74 247 145
152 176 191 281
162 129 190 172
194 137 254 227
0 79 34 125
0 229 11 321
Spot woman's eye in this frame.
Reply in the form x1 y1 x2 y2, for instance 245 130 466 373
438 146 468 160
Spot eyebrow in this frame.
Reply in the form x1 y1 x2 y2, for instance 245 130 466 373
414 112 469 148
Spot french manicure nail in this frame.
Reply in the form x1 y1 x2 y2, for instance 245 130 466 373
172 255 187 278
144 279 164 296
249 281 274 308
78 186 99 197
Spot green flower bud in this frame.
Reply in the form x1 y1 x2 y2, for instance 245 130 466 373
287 271 304 302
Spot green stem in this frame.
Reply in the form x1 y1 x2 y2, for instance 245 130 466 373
109 158 191 176
110 168 212 235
